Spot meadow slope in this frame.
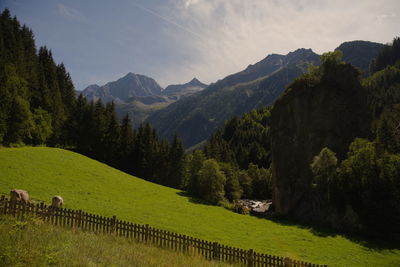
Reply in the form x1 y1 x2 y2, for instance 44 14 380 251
0 147 399 267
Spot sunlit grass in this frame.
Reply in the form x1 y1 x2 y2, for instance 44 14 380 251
0 147 399 267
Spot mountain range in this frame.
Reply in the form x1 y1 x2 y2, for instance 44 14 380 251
81 76 208 127
81 73 163 103
81 40 383 147
147 41 383 148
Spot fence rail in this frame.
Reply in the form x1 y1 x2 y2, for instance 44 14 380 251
0 196 326 267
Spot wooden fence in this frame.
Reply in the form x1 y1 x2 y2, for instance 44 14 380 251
0 196 327 267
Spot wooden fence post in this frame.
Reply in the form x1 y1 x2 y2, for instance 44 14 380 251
39 202 44 218
145 224 149 242
247 249 254 267
212 242 219 260
111 215 116 234
182 235 187 253
3 197 8 215
77 210 82 228
284 257 291 267
0 196 4 215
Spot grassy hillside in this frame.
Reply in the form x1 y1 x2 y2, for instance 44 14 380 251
0 215 228 267
0 147 399 267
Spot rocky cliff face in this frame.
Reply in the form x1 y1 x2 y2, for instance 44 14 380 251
271 62 371 220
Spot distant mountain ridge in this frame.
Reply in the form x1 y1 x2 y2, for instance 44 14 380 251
146 40 383 148
81 74 207 104
81 73 163 103
335 40 384 75
81 74 208 127
162 78 207 99
146 48 321 147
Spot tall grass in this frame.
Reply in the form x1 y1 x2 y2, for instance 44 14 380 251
0 215 231 267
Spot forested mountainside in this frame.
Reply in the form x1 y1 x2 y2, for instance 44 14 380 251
146 41 383 148
335 40 383 74
147 48 320 147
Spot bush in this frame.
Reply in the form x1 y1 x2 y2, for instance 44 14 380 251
232 202 250 215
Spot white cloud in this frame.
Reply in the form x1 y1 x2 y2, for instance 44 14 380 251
58 3 86 22
184 0 201 9
152 0 400 86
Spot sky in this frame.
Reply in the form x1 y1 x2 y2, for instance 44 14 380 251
1 0 399 90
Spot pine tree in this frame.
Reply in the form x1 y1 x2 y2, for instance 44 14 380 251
2 64 33 145
119 114 135 171
104 102 121 166
187 150 206 196
166 135 185 188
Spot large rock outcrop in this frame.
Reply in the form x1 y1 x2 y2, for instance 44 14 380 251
271 62 371 220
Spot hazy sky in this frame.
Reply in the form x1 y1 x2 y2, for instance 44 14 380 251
1 0 399 90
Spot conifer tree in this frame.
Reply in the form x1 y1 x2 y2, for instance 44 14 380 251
166 135 185 188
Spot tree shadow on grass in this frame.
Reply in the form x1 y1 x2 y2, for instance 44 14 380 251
176 191 211 205
250 213 400 251
176 191 400 251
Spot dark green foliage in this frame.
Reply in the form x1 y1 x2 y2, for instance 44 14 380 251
238 170 252 199
186 107 273 203
31 108 52 145
166 135 185 188
0 9 74 146
310 147 338 204
204 107 272 169
363 66 400 119
370 37 400 74
220 163 242 201
197 159 226 204
246 163 272 200
6 96 33 145
118 114 135 172
337 139 400 233
1 64 32 145
186 150 207 195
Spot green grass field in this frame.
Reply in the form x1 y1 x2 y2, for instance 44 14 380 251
0 215 229 267
0 147 399 267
